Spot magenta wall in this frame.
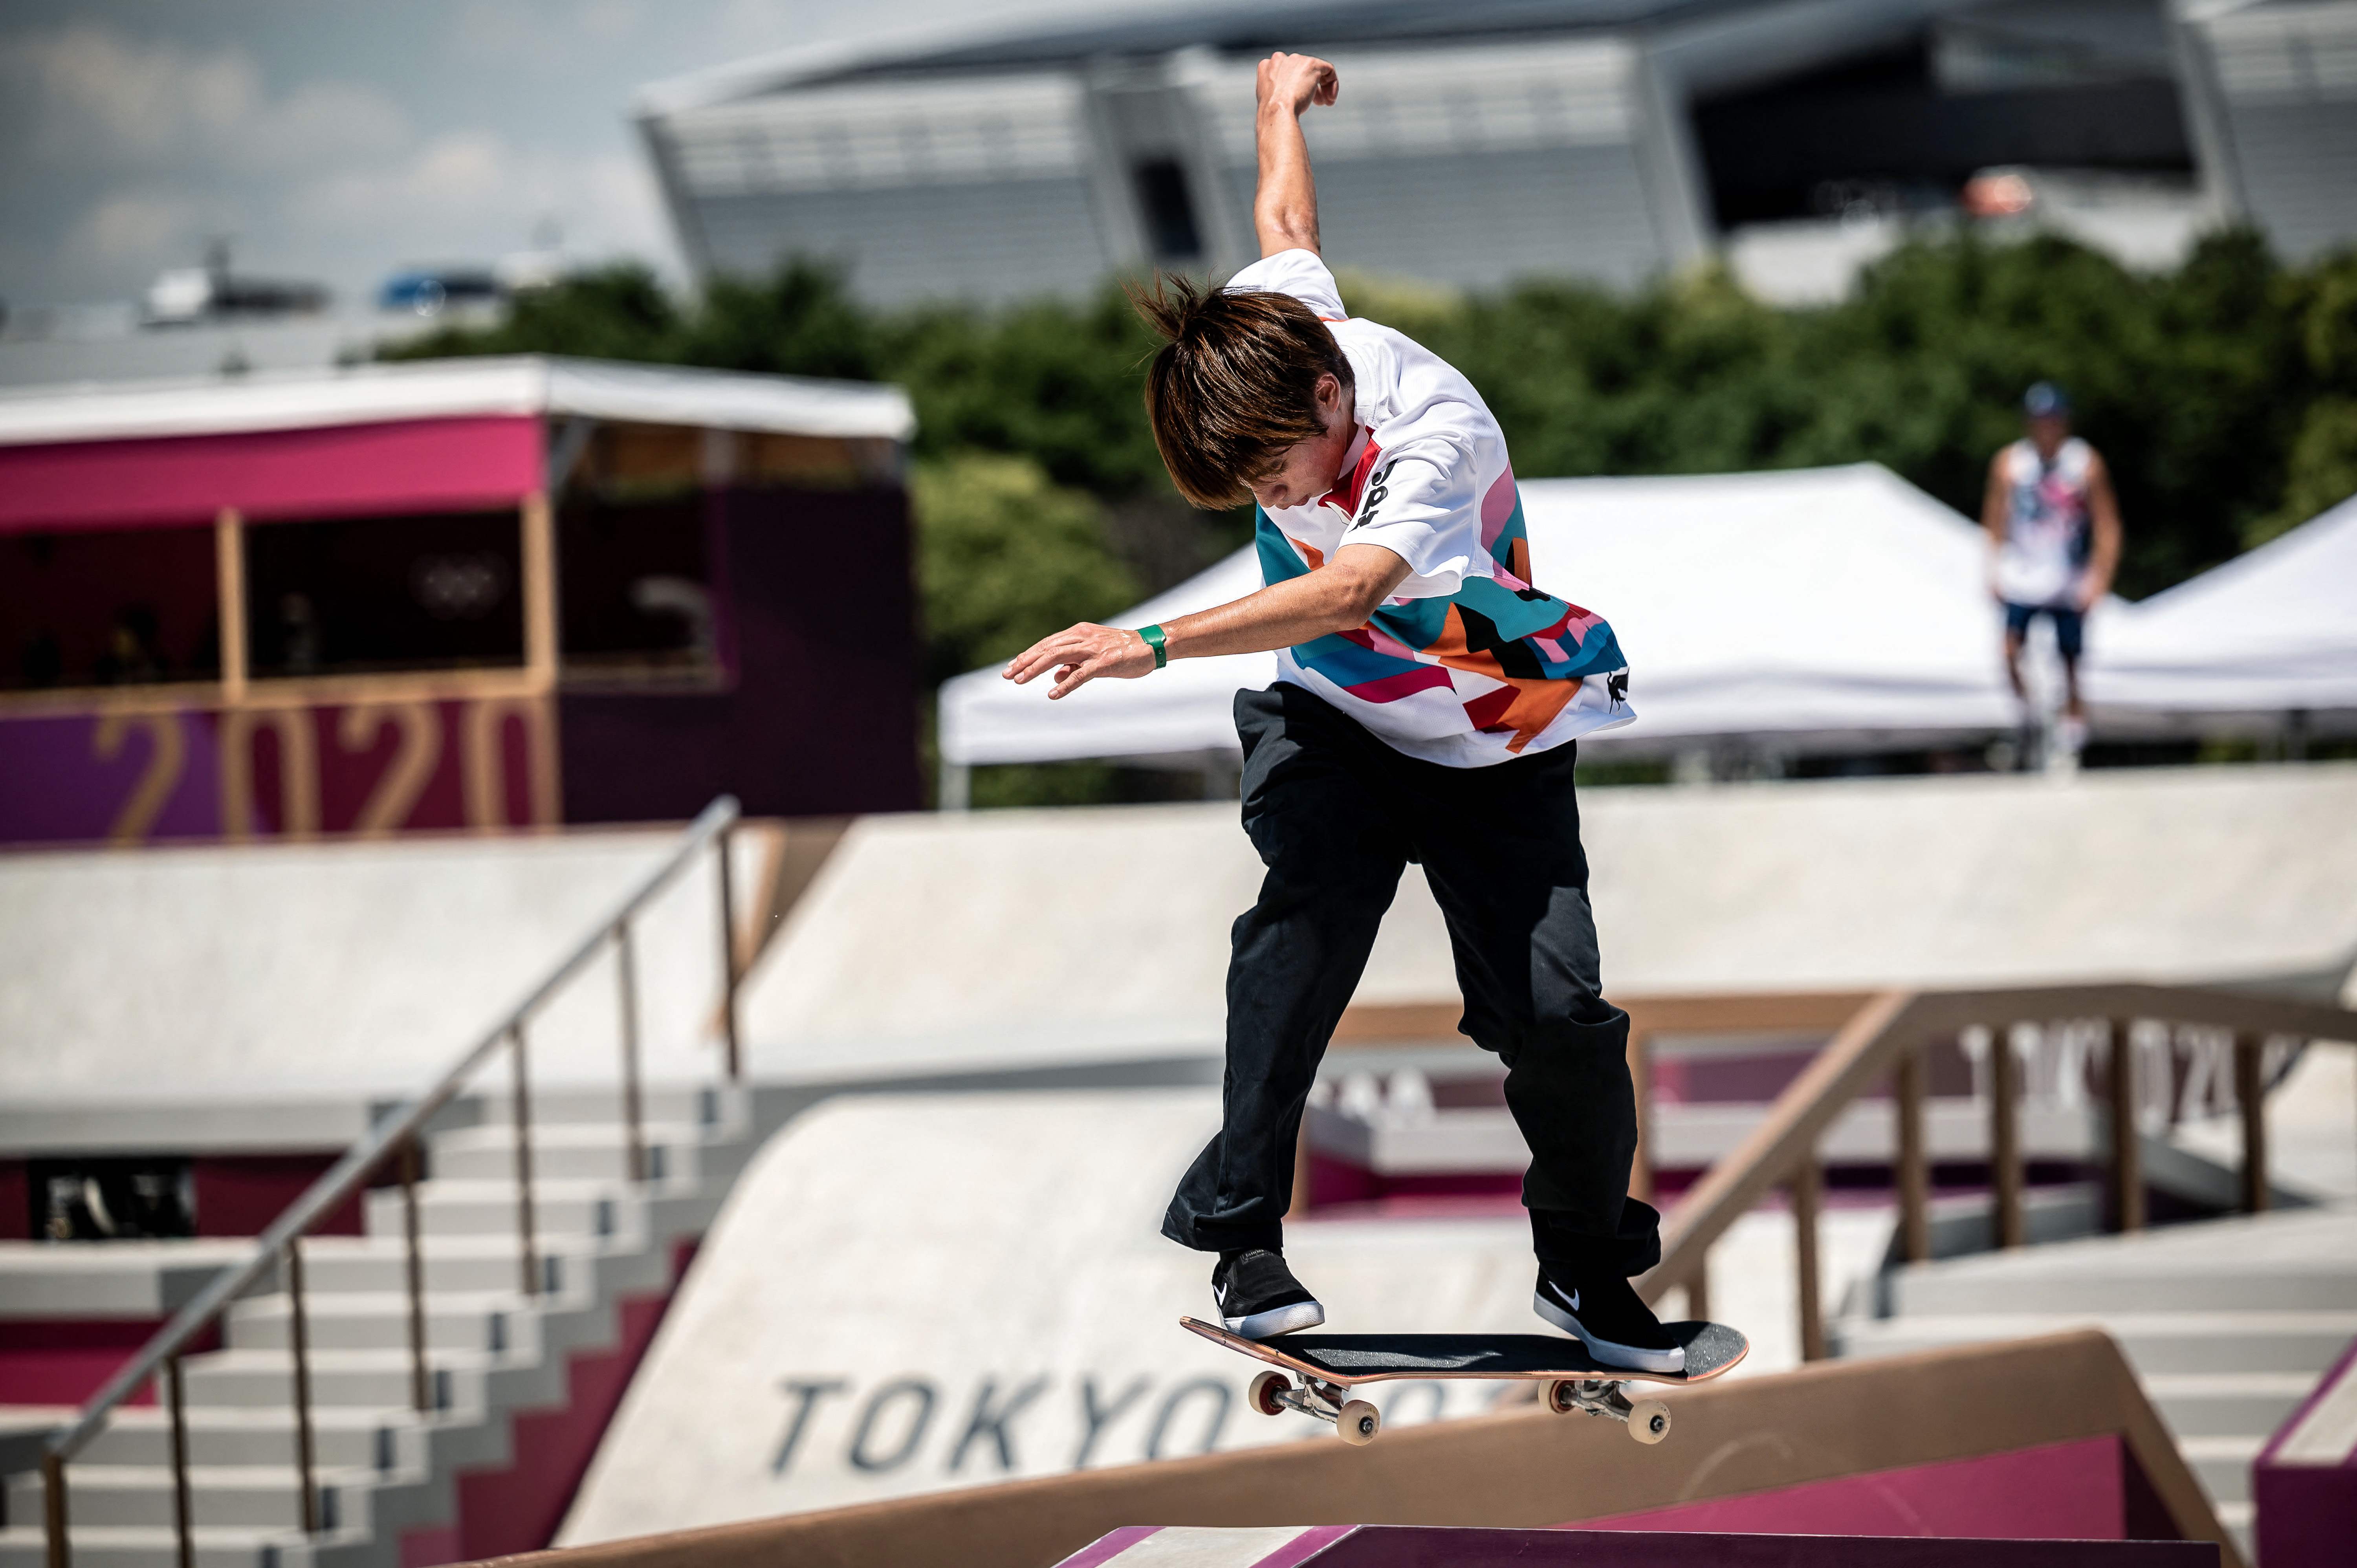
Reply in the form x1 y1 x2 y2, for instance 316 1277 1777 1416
1058 1524 2211 1568
1579 1435 2178 1542
557 484 923 821
0 418 542 532
2254 1335 2357 1568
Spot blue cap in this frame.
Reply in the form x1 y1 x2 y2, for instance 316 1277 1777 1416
2023 381 2071 418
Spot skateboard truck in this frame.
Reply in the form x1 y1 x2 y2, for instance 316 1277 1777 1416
1248 1370 1382 1445
1547 1377 1672 1445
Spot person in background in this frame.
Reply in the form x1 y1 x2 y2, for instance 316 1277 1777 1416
1983 382 2123 766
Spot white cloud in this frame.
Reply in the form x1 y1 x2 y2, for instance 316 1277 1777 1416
448 0 656 77
287 131 668 265
580 1 649 42
67 191 210 267
4 23 409 175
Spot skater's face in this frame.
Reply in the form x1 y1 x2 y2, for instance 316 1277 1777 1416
1245 372 1356 512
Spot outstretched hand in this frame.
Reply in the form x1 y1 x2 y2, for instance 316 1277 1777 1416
1003 623 1156 700
1257 52 1338 117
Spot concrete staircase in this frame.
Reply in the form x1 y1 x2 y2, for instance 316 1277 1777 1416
1833 1204 2357 1560
1 1083 755 1568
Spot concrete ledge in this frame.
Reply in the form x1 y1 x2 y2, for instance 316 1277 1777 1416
461 1330 2242 1568
0 1240 258 1319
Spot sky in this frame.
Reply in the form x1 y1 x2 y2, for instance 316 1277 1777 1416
0 0 1166 312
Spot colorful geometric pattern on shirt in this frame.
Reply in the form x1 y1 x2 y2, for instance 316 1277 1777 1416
1256 473 1626 754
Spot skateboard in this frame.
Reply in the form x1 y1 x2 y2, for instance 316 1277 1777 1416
1182 1316 1748 1447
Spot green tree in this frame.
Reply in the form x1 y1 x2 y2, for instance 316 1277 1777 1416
2254 398 2357 546
381 230 2357 734
908 451 1139 689
385 264 681 362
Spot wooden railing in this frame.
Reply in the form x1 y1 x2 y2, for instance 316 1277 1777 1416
1634 982 2357 1357
23 797 748 1568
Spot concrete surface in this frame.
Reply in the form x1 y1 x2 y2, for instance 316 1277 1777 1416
559 1090 1561 1542
740 765 2357 1078
9 766 2350 1125
1837 1203 2357 1557
0 1084 755 1568
0 826 763 1140
2175 1044 2357 1204
0 1240 258 1319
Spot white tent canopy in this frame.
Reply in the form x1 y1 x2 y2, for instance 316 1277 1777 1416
2085 493 2357 735
940 463 2061 771
938 548 1276 769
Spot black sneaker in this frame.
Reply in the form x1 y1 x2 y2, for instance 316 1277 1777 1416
1534 1266 1684 1374
1213 1248 1325 1339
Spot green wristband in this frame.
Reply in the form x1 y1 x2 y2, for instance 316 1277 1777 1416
1139 624 1168 670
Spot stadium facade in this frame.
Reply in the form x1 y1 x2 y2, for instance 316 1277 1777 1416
632 0 2357 306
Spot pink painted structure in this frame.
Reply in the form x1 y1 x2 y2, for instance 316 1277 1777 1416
1056 1524 2210 1567
1583 1434 2176 1541
1054 1433 2209 1568
0 357 924 846
0 417 543 532
2254 1334 2357 1568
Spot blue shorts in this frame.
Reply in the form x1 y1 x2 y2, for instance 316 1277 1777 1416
2004 602 2084 660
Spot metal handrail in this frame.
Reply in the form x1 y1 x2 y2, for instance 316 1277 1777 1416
33 794 744 1563
1635 978 2357 1353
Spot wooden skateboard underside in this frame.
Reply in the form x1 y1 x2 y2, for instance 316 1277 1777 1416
1181 1317 1749 1387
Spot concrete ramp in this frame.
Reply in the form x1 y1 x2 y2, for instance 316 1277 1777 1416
739 765 2357 1079
558 1090 1541 1543
0 826 764 1143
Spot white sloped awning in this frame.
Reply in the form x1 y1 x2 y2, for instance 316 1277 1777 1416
2085 495 2357 733
1513 463 2035 751
0 354 916 446
939 462 2058 766
938 546 1274 766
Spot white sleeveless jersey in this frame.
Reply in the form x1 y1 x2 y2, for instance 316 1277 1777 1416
1994 437 2095 608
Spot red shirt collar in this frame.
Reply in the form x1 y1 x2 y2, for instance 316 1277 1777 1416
1314 427 1379 515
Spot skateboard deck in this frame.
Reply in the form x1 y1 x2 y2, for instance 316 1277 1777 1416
1183 1316 1747 1446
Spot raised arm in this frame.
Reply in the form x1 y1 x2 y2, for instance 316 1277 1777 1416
1254 52 1339 258
1003 543 1411 700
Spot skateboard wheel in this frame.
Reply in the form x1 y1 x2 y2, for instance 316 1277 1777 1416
1628 1399 1671 1445
1248 1370 1290 1418
1545 1379 1577 1415
1336 1399 1380 1446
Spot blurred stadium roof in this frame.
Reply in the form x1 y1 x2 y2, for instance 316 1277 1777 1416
629 0 2354 306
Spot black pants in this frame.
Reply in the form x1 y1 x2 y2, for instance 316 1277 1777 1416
1161 684 1661 1277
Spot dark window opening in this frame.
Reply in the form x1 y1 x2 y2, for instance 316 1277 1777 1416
1133 157 1204 263
31 1156 195 1241
558 493 720 684
1 527 220 692
1692 40 2193 229
244 509 523 678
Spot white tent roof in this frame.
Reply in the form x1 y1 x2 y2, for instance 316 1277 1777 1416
940 548 1277 767
0 355 916 446
2086 494 2357 729
940 462 2056 766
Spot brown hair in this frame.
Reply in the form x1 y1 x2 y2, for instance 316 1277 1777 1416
1131 273 1352 509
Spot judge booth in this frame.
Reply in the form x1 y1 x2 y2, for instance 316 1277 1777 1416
0 357 920 845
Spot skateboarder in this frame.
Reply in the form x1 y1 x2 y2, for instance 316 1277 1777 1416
1982 381 2123 766
1003 51 1678 1372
